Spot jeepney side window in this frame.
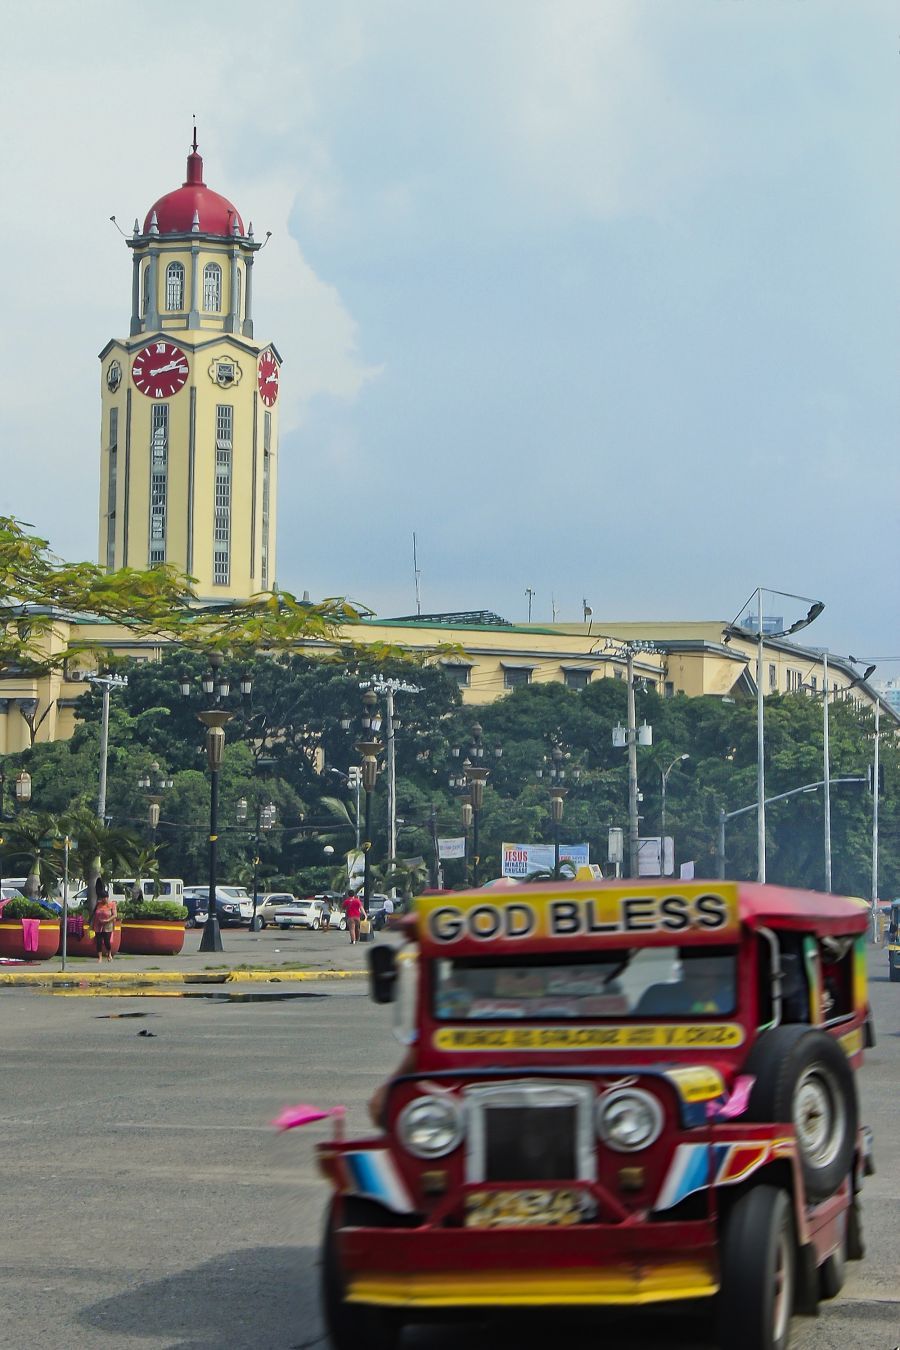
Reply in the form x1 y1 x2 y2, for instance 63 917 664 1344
819 936 855 1024
776 934 810 1026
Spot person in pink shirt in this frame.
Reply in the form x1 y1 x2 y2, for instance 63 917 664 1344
342 893 367 945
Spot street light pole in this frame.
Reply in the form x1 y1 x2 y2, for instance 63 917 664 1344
356 691 383 910
197 710 232 954
660 753 689 853
717 776 865 879
726 589 825 884
360 677 421 887
823 651 832 891
627 648 640 879
872 698 880 911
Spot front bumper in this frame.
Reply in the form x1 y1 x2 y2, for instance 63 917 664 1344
338 1223 718 1309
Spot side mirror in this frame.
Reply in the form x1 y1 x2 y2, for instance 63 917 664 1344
369 944 397 1004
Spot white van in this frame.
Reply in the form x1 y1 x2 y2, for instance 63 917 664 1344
115 878 184 902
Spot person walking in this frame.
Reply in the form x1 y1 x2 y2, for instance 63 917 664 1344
93 883 117 963
343 892 367 945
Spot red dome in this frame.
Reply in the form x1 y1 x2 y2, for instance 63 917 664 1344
143 147 243 237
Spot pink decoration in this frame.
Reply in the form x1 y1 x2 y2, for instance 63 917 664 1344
272 1103 346 1132
707 1074 756 1121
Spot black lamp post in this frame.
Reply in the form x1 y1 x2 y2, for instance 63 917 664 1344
196 710 231 953
459 723 501 888
355 691 382 908
461 796 473 887
236 781 277 931
138 761 173 849
181 653 253 950
547 745 568 877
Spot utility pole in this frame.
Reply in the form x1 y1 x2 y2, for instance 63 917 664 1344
756 589 766 883
525 588 535 623
627 647 639 879
361 677 421 890
87 673 128 823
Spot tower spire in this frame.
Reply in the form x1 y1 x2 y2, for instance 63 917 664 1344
192 116 198 154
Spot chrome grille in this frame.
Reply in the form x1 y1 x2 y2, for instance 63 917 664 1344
464 1080 596 1184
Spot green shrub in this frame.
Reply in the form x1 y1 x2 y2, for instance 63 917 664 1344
118 899 187 922
1 897 56 920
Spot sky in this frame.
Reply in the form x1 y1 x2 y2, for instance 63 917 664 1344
0 0 896 659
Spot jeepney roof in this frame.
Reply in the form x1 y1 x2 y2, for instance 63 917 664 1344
412 879 868 959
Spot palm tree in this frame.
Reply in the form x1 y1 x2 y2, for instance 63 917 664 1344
2 812 61 899
59 806 141 912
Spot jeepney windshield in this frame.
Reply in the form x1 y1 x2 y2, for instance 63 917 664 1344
433 947 737 1020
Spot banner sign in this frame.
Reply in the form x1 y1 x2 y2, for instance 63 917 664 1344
501 842 590 877
438 837 466 860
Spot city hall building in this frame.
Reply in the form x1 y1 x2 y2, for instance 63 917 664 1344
0 141 892 753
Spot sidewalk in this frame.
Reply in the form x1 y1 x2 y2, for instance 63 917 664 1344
0 925 392 989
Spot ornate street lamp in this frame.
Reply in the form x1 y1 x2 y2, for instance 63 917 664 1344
355 691 383 909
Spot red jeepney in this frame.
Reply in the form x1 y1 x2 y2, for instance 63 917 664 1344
318 880 874 1350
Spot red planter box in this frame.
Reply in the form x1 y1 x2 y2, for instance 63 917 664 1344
119 919 186 956
0 920 61 961
62 921 122 958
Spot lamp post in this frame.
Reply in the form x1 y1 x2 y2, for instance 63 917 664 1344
548 746 567 877
137 761 174 850
360 677 421 884
716 776 866 879
725 589 824 883
182 652 253 952
196 710 232 953
355 691 383 909
461 796 473 887
461 723 501 888
660 754 689 849
236 781 277 931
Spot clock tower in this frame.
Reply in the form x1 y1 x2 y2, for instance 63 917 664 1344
98 134 280 601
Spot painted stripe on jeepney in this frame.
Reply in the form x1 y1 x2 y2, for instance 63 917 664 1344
341 1150 414 1214
653 1139 794 1212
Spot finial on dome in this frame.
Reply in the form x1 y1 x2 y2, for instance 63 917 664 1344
149 210 159 236
191 209 200 233
248 222 254 239
133 218 140 237
184 121 205 187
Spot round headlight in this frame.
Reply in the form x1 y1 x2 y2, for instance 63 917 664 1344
397 1095 464 1159
597 1088 663 1153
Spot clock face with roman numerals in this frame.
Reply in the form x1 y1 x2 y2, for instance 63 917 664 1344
257 349 279 406
132 342 190 399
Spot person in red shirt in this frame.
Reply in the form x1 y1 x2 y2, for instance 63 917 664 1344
342 893 367 945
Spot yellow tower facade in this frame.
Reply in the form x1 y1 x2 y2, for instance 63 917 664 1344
98 136 280 601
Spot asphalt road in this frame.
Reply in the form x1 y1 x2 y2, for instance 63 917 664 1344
0 951 897 1350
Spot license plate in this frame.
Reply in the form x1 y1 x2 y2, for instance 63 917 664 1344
465 1188 587 1228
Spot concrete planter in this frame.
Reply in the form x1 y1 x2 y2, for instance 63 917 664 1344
62 921 122 958
119 919 186 956
0 919 61 962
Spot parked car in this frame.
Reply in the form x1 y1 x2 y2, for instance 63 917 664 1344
183 885 253 927
255 892 297 927
182 892 210 928
272 897 328 930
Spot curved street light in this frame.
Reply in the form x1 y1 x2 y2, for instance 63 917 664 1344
725 589 825 883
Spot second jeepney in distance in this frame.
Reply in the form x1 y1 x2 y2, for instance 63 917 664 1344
319 880 874 1350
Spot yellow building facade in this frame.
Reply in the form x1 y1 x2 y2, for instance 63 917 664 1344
98 135 280 601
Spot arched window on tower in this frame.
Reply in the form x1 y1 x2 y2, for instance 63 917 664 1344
165 261 185 310
203 263 222 313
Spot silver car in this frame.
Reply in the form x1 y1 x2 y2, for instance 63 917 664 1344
272 897 328 931
255 892 297 927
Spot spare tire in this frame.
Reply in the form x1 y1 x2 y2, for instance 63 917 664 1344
743 1025 857 1203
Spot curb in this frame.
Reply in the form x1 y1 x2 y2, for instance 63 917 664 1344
0 967 366 989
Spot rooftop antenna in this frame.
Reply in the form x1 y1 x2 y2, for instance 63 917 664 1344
525 588 535 623
412 532 422 616
582 598 593 635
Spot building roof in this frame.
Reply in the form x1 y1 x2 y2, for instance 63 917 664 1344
142 141 244 238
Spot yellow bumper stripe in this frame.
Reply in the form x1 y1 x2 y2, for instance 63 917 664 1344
348 1262 718 1308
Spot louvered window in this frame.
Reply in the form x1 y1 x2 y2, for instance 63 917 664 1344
165 261 185 310
148 404 168 564
203 263 222 312
213 405 233 585
261 412 271 588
